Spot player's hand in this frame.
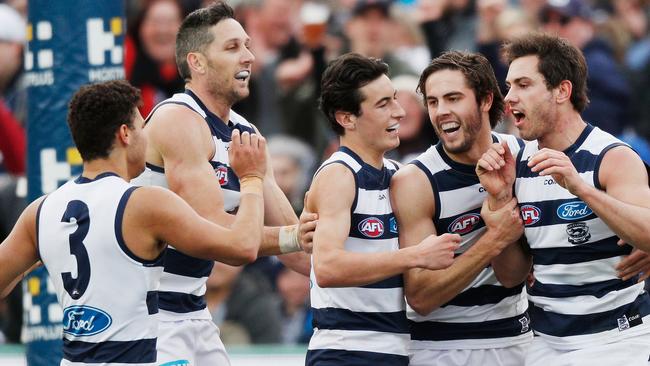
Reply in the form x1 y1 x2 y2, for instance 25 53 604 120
481 196 524 250
476 141 516 206
616 239 650 282
528 148 584 195
414 233 461 270
298 192 318 254
229 130 267 179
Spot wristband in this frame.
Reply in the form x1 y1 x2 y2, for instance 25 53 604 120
239 175 263 196
279 224 302 253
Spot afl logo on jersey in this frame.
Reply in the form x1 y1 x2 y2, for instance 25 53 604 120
557 201 592 221
359 217 384 238
448 214 481 235
62 305 112 337
215 166 228 186
521 205 541 226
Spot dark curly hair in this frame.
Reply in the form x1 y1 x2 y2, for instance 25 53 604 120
176 1 234 81
319 53 390 135
502 33 589 113
417 50 504 128
67 80 141 161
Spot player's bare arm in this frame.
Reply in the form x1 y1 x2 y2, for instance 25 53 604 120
529 146 650 251
0 197 42 298
252 125 311 275
126 129 267 264
308 163 459 289
392 164 523 315
147 105 235 226
475 142 531 286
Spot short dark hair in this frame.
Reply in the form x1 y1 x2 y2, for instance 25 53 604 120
67 80 141 161
319 53 390 135
417 51 504 128
176 1 234 81
502 32 589 112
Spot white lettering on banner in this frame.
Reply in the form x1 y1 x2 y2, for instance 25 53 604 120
40 148 71 193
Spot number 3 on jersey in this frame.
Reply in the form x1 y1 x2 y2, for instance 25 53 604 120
61 200 91 300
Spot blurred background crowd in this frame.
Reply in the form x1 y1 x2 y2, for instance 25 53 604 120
0 0 650 347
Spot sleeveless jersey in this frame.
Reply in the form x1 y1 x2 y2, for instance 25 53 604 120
130 89 255 321
306 147 409 366
516 124 650 349
38 173 163 365
408 133 532 350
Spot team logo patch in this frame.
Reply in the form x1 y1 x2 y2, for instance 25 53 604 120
448 214 481 235
62 305 112 337
557 201 593 221
617 312 643 331
389 217 398 234
358 217 384 238
519 315 530 333
215 166 228 186
566 222 591 245
520 205 541 226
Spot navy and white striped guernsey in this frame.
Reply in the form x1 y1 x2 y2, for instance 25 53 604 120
516 124 650 349
38 173 164 365
408 132 532 351
306 147 409 366
130 89 256 321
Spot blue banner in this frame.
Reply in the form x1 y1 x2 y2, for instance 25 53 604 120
24 1 125 364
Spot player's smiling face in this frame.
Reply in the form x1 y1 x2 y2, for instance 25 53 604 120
353 74 405 153
424 69 485 155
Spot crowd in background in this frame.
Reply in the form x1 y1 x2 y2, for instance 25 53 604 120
0 0 650 347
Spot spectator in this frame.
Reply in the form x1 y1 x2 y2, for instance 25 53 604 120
276 266 313 345
268 135 316 214
125 0 185 116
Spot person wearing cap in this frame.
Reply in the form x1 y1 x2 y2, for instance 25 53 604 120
540 0 632 137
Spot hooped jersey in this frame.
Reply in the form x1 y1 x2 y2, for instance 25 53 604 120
515 124 650 349
307 147 409 366
130 90 255 321
38 173 163 365
408 133 532 351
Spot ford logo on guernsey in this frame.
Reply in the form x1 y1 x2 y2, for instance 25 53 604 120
359 217 384 238
62 305 112 337
448 214 481 235
521 205 541 226
557 201 593 221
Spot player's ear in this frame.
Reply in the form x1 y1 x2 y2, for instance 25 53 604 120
481 92 493 113
555 80 572 105
335 111 356 131
116 124 130 146
187 52 206 75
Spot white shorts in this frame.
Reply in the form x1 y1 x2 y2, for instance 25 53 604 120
157 319 230 366
409 344 529 366
526 334 650 366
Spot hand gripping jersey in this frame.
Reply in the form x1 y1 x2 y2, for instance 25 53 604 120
515 124 650 349
306 147 409 366
130 90 255 321
408 133 532 351
38 173 163 365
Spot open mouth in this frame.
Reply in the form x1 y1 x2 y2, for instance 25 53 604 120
511 110 526 124
235 70 250 81
441 122 461 134
386 123 400 133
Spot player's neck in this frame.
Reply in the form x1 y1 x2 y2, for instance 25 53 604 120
446 127 494 166
81 159 127 182
340 138 385 170
185 84 232 124
538 113 587 151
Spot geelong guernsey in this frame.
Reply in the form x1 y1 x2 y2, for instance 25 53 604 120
408 133 532 350
38 173 163 365
306 147 409 366
130 89 255 321
516 124 650 349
